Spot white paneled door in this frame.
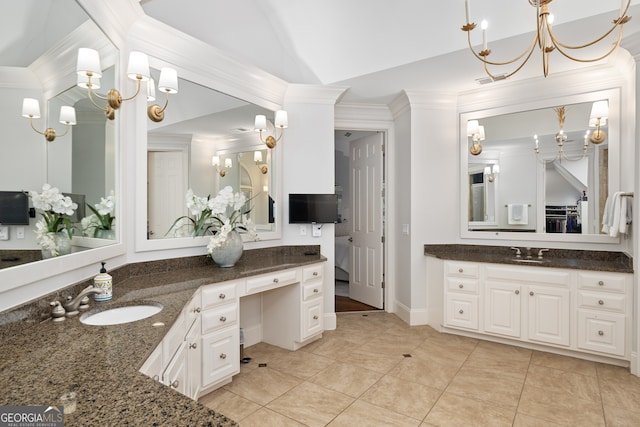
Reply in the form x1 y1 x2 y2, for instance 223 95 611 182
349 132 384 309
148 151 188 239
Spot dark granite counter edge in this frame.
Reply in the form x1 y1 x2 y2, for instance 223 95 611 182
424 244 633 273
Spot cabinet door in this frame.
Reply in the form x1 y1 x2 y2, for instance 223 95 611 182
163 342 188 397
445 294 479 330
578 311 625 356
484 282 521 338
301 298 323 339
186 317 201 399
527 286 570 346
201 328 240 389
139 345 163 382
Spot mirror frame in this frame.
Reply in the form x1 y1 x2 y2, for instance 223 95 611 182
459 87 621 244
135 58 283 253
0 10 124 304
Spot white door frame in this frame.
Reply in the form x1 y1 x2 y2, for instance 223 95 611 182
335 108 395 314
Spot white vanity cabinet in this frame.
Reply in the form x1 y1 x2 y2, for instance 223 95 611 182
577 271 631 356
200 281 240 393
140 260 327 398
262 264 325 350
442 260 631 361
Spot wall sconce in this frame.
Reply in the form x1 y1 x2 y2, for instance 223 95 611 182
254 151 268 174
588 100 608 144
254 110 288 149
147 68 179 122
483 164 499 183
212 155 232 177
76 48 150 120
21 98 76 142
467 120 485 155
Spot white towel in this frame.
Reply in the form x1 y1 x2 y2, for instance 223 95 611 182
508 204 528 225
602 192 632 237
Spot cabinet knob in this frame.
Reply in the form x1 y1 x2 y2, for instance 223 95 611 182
458 268 463 273
171 380 179 388
152 375 160 382
189 342 198 349
459 309 464 314
273 278 279 283
598 330 604 336
313 288 319 293
219 353 227 359
598 300 604 305
458 284 464 289
598 281 604 286
313 315 319 320
220 316 227 322
529 291 534 296
515 290 520 295
219 293 226 299
313 271 319 276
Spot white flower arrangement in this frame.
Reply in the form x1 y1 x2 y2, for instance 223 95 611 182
168 186 257 247
29 184 77 256
82 191 116 237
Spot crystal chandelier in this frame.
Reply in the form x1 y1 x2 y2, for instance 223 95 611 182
461 0 632 80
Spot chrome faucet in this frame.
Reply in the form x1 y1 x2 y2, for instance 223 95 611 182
63 285 104 317
510 247 522 258
537 248 550 259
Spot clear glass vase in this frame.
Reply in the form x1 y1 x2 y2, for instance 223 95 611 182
210 230 244 267
95 228 116 240
40 231 72 259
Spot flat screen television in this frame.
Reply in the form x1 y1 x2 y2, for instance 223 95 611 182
0 191 30 225
289 193 339 224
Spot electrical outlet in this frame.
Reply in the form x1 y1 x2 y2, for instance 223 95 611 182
312 224 322 237
299 225 307 236
0 226 8 240
16 227 25 239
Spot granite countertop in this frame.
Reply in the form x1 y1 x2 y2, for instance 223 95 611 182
424 244 633 273
0 246 325 426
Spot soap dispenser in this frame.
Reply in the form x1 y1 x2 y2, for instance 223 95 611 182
93 262 112 301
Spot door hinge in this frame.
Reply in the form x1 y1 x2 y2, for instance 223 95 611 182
381 281 385 289
381 236 385 243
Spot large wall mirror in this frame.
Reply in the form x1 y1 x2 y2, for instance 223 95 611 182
460 88 620 243
144 70 280 247
0 0 121 293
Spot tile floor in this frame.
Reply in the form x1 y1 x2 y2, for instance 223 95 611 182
199 312 640 426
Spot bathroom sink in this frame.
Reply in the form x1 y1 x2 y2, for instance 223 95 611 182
80 303 163 326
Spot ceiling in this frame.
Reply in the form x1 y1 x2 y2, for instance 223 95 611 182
139 0 640 103
5 0 639 104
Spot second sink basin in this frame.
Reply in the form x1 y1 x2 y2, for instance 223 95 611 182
80 302 163 326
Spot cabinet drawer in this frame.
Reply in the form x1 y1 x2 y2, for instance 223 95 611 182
445 261 479 278
201 303 238 335
185 290 202 332
445 294 479 330
446 277 479 294
202 282 238 311
302 281 323 301
201 328 240 388
302 264 323 282
578 311 625 356
578 291 626 313
301 298 323 339
245 268 300 295
578 272 627 293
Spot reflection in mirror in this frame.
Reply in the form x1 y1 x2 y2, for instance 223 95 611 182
0 1 118 270
146 73 277 240
463 97 613 239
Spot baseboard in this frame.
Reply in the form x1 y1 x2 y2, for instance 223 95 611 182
393 300 428 326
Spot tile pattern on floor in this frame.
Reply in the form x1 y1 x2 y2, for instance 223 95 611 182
199 312 640 426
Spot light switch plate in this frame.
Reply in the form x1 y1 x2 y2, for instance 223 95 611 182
0 226 8 240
